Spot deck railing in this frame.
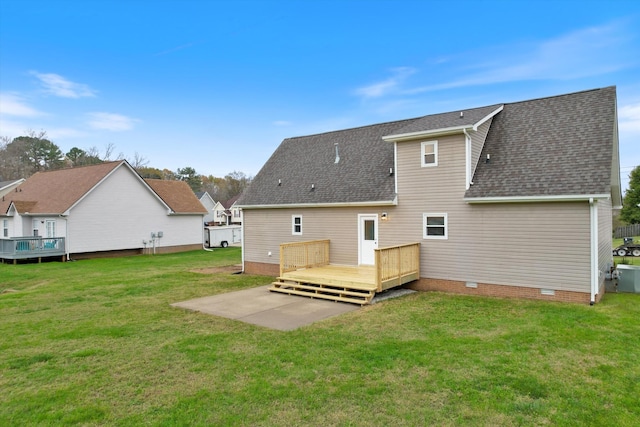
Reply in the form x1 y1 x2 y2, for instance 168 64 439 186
374 242 421 292
0 237 66 260
279 239 330 276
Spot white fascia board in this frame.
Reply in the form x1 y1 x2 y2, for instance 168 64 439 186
382 125 472 142
464 194 611 204
472 106 504 130
237 198 398 210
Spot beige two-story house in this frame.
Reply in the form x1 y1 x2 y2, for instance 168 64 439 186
237 87 621 304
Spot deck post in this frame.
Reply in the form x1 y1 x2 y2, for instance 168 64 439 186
375 249 382 291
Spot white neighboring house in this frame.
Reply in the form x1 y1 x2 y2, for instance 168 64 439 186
195 191 217 224
212 201 229 225
228 195 242 225
211 195 243 226
0 160 207 261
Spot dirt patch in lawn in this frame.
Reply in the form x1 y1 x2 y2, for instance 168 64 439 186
190 265 243 275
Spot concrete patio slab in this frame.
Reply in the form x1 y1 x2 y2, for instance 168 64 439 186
171 285 360 331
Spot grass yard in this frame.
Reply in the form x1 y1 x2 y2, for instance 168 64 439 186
1 248 640 426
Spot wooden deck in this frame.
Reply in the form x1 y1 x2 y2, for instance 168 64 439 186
269 240 420 305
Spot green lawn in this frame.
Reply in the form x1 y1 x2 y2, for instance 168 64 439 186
1 248 639 426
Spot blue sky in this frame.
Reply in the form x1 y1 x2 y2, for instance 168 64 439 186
1 0 639 191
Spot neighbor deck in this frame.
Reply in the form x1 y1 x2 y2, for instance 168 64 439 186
0 237 66 264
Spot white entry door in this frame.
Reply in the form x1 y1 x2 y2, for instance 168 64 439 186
358 214 378 265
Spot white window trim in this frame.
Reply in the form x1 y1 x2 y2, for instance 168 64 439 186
292 215 303 235
421 140 438 167
46 219 56 238
423 213 448 240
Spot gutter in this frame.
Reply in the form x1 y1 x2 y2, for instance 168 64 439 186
464 194 611 204
382 125 474 142
237 197 398 210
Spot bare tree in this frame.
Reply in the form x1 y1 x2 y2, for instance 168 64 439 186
129 152 149 169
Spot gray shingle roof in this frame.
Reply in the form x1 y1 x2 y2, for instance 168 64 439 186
239 87 618 207
465 87 617 199
238 118 415 206
388 104 502 137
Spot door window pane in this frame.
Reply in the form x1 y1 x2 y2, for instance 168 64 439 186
364 220 375 241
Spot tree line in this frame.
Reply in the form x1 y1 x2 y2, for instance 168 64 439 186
0 131 251 202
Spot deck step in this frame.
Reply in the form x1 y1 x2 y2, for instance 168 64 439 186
269 280 375 305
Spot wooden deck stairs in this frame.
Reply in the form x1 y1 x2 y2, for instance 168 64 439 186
270 239 420 306
269 274 376 305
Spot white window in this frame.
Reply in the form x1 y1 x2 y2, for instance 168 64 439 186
423 213 447 239
33 220 39 237
421 141 438 167
292 215 302 235
45 220 56 238
2 219 8 238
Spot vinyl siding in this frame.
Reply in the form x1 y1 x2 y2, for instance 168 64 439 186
243 207 383 267
68 166 203 253
389 133 592 293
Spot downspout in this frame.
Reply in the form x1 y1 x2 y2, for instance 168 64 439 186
463 128 472 188
241 216 245 272
589 198 598 305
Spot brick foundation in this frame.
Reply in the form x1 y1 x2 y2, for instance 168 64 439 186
406 278 603 304
244 261 279 276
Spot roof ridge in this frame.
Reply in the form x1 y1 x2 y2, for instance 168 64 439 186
284 116 420 141
28 160 124 177
503 86 614 107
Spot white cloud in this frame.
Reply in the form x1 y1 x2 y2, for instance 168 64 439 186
0 118 30 139
273 120 292 126
0 93 45 117
86 112 139 131
30 71 96 98
619 103 640 133
354 67 416 99
406 20 636 94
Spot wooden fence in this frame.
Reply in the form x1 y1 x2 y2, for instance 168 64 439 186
614 224 640 238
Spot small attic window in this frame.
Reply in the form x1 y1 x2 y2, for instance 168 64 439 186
421 141 438 167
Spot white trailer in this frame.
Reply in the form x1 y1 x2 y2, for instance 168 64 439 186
204 225 241 248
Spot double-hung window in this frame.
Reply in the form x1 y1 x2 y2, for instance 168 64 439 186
423 213 447 239
2 219 8 238
292 215 302 235
421 141 438 167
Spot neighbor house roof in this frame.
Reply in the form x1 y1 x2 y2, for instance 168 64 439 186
144 179 208 214
0 178 26 198
239 87 620 208
464 87 620 202
0 161 122 215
